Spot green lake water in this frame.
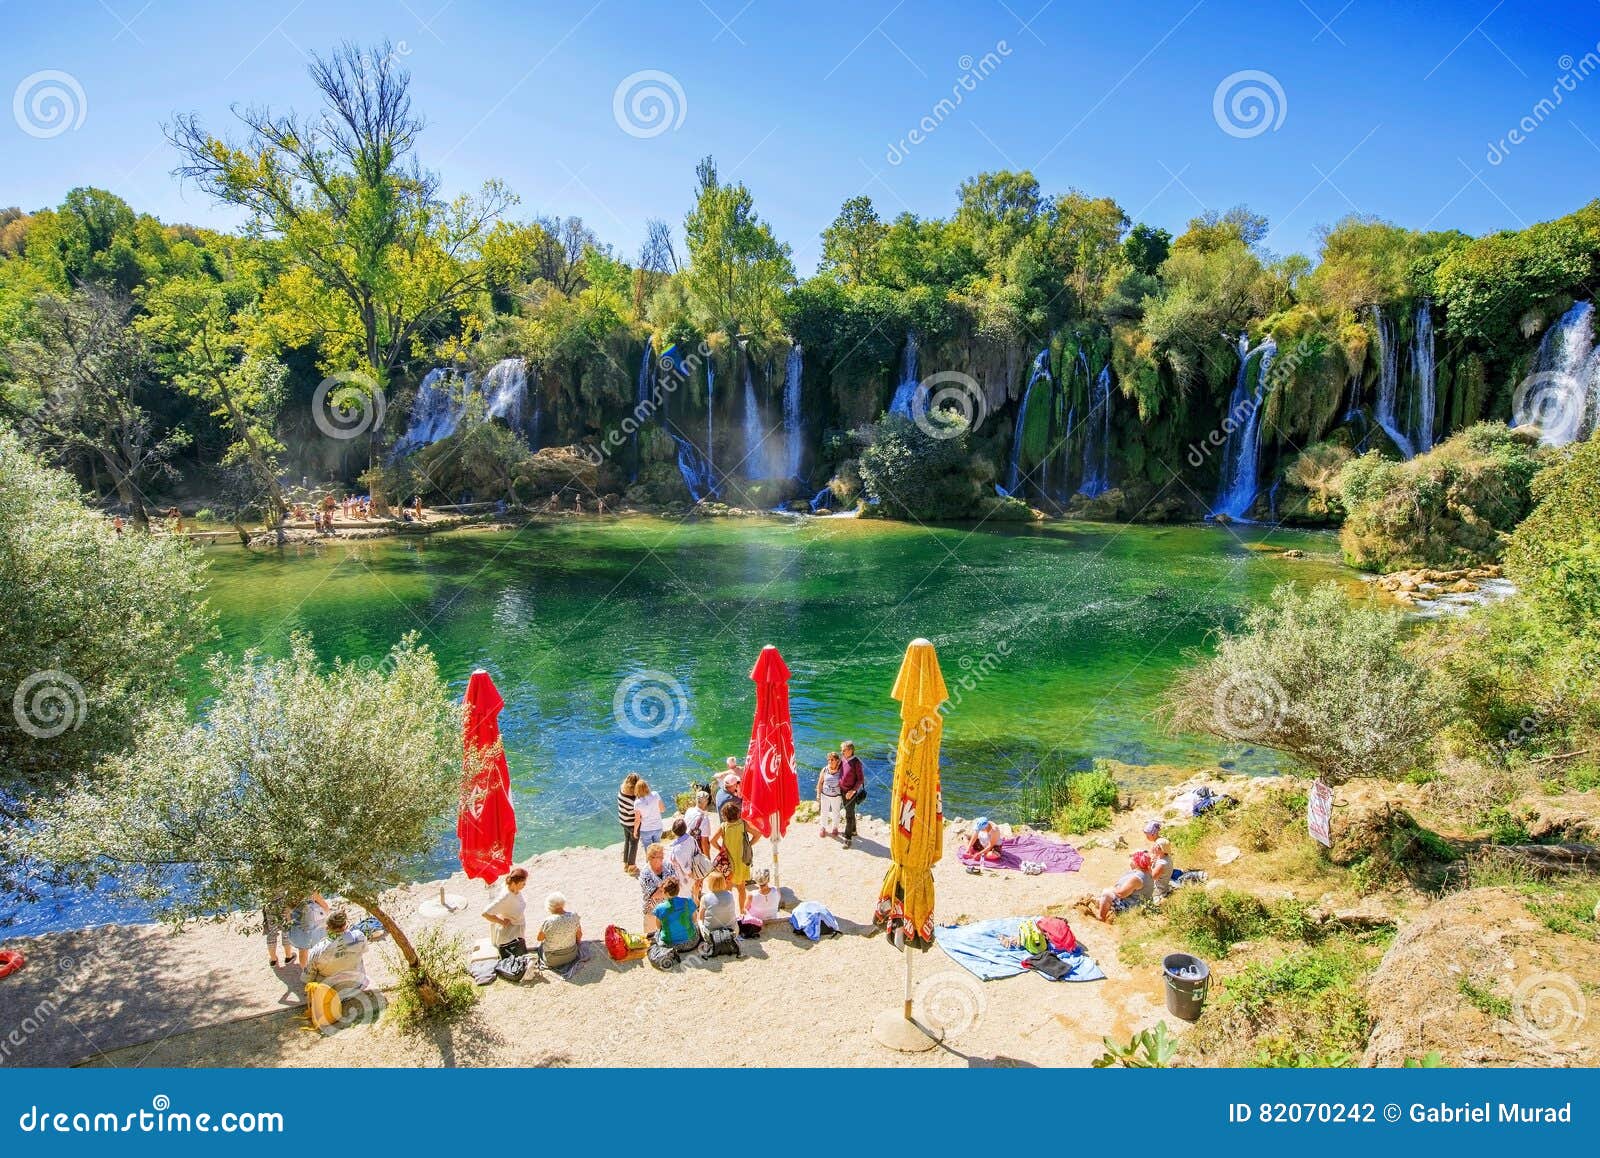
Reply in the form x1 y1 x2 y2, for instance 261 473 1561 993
195 515 1353 869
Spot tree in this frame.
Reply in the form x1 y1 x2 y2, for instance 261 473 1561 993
531 215 600 295
682 156 795 340
1506 438 1600 643
1122 223 1171 277
858 413 984 520
820 195 887 285
1 286 188 526
167 41 538 475
1164 582 1452 785
956 170 1042 267
0 426 207 891
31 634 463 990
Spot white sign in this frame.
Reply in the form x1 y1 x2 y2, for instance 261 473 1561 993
1307 779 1334 848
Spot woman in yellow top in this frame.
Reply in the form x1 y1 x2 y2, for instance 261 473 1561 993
710 801 755 910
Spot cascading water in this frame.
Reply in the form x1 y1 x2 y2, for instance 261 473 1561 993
393 367 464 456
631 338 653 481
1372 306 1415 459
1004 348 1051 495
783 344 803 479
527 364 543 450
1210 334 1277 520
705 361 715 479
1525 300 1600 446
1411 301 1436 454
669 434 717 502
808 486 834 512
888 332 920 417
480 358 527 430
1078 364 1113 498
742 365 766 479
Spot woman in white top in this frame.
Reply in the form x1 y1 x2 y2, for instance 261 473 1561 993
742 869 782 925
815 751 844 838
481 866 529 948
632 779 665 848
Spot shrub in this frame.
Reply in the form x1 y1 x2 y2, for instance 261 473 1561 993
385 927 480 1033
1023 758 1119 833
1457 976 1512 1019
1162 888 1320 957
858 413 984 520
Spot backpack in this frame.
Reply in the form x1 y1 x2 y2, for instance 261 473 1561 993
604 924 649 962
700 927 742 959
1017 920 1048 957
647 941 680 970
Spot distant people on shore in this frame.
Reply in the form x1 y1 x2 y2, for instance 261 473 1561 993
652 877 698 950
816 750 844 839
536 892 581 969
741 869 781 932
668 817 710 902
617 772 640 873
638 843 678 935
839 740 865 847
711 801 754 910
684 789 716 855
1084 851 1155 922
482 866 529 949
263 898 293 968
698 871 737 939
304 909 370 994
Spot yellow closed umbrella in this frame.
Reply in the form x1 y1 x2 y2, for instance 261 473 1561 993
872 638 949 1051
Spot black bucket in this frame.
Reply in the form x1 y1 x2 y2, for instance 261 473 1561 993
1162 952 1210 1021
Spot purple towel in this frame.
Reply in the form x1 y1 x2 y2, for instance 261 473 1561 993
959 831 1083 873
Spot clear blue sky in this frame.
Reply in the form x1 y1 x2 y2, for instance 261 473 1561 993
5 0 1597 272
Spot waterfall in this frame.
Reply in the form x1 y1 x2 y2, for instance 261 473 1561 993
1412 301 1436 455
1372 306 1414 459
1078 364 1113 498
888 332 920 417
1004 348 1051 495
480 358 527 431
1525 300 1600 446
742 365 767 479
808 486 834 512
1210 334 1277 519
528 364 543 450
632 338 653 481
706 361 715 479
669 433 717 501
394 367 465 457
783 344 803 479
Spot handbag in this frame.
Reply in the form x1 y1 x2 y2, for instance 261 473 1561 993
498 937 529 960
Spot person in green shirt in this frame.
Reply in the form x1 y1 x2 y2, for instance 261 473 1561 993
651 878 700 948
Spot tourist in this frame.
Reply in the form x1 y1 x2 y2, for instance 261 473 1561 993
839 740 865 847
711 800 754 910
412 495 423 520
668 817 709 902
481 866 529 951
284 893 331 968
632 778 665 850
263 898 293 968
684 789 716 855
1151 837 1176 898
964 817 1005 862
638 842 678 935
303 909 370 994
113 516 124 535
715 761 742 811
617 772 641 873
536 892 582 970
652 877 699 950
698 871 738 939
816 750 844 838
1087 851 1155 922
741 869 782 931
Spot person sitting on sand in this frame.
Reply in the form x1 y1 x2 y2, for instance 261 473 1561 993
652 877 699 950
816 750 844 838
964 817 1005 862
482 866 529 950
698 871 738 939
638 843 678 935
1085 851 1155 922
304 910 370 994
711 801 754 910
536 892 582 969
741 869 782 928
668 817 710 902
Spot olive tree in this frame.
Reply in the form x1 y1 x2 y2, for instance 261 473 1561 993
32 634 464 993
1165 582 1453 785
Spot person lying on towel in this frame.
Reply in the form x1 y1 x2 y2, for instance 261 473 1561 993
1081 851 1155 922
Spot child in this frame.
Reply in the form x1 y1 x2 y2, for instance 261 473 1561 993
816 751 844 838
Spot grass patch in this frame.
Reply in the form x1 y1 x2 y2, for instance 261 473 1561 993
1162 888 1322 958
1459 856 1600 938
384 928 480 1033
1457 976 1512 1019
1184 939 1379 1068
1023 759 1119 834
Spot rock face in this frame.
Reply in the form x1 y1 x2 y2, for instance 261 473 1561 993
513 444 602 498
1374 564 1515 616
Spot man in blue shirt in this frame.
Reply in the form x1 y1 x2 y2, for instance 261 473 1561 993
652 878 700 949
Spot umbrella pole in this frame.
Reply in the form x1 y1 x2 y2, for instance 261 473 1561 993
771 812 781 888
873 923 941 1051
900 927 913 1020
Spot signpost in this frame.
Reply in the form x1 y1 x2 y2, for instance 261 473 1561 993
1307 779 1334 847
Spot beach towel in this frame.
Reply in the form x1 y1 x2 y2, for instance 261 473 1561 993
933 918 1105 983
789 901 841 941
958 832 1084 874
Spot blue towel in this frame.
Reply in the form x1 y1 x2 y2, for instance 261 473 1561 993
933 917 1105 983
789 901 840 941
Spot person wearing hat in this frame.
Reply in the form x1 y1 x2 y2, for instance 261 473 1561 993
1087 850 1155 923
963 817 1005 862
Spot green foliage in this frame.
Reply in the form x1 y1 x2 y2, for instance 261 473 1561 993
1021 758 1119 833
1165 582 1453 784
1093 1021 1176 1068
384 927 480 1033
683 156 796 341
820 196 888 286
857 413 984 520
1122 224 1171 276
1457 976 1513 1019
1403 1051 1446 1067
1506 439 1600 644
1161 888 1320 958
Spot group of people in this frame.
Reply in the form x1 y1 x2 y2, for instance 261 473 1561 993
480 867 583 969
264 894 373 996
1082 820 1203 922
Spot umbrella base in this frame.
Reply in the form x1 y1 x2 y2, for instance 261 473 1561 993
418 893 467 918
871 1008 944 1053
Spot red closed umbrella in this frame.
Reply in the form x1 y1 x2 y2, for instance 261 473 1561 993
458 669 517 884
741 645 800 885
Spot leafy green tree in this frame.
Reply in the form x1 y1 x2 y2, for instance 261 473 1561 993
957 169 1042 268
1506 438 1600 643
1165 582 1452 784
1122 223 1171 277
858 413 984 520
682 156 795 340
820 195 887 285
0 426 207 881
32 634 463 987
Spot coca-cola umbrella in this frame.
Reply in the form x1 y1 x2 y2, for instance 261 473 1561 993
741 645 800 886
452 668 517 906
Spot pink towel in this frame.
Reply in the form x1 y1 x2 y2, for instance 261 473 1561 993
960 831 1084 873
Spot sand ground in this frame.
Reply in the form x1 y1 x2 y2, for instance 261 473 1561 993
1 809 1200 1069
